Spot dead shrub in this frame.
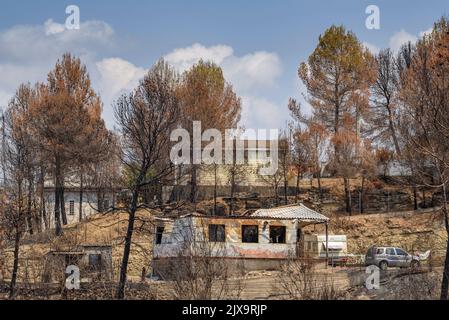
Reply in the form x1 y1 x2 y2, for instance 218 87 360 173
391 270 440 300
276 258 343 300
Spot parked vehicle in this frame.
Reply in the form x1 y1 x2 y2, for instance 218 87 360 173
303 234 348 263
365 246 420 271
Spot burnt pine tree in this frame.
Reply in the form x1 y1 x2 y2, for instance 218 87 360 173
114 60 180 299
299 25 376 213
29 54 108 235
399 17 449 300
178 60 241 204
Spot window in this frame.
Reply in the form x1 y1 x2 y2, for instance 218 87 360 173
155 227 164 245
69 200 75 216
376 248 385 255
103 199 109 210
395 248 407 256
209 224 226 242
270 226 286 243
64 254 80 266
242 225 258 243
88 254 102 270
386 248 395 255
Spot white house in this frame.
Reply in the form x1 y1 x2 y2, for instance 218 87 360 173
43 186 117 226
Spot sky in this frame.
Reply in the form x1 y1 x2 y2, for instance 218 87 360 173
0 0 448 131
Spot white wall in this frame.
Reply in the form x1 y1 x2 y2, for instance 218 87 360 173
45 190 114 226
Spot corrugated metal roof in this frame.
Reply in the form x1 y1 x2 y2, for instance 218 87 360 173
250 204 329 222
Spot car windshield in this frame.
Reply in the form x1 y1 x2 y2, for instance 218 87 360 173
395 248 407 256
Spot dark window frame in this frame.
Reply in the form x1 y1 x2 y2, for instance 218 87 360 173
88 254 102 270
209 224 226 242
103 199 109 210
69 200 75 216
242 225 259 243
155 227 165 245
270 226 286 244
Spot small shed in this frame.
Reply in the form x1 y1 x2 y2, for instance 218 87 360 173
43 244 113 283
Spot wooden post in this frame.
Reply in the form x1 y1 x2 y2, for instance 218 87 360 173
325 222 329 269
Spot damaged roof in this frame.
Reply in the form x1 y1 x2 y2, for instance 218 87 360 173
250 204 329 223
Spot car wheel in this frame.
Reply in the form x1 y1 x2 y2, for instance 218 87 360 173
379 261 388 271
410 260 420 269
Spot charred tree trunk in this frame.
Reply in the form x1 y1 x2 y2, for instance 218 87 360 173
344 177 352 215
117 185 140 299
413 183 418 210
190 165 198 204
79 171 84 221
317 170 323 201
54 157 62 236
387 106 402 158
60 187 67 225
26 176 34 235
295 167 301 203
283 163 288 205
33 197 42 233
274 183 280 206
440 182 449 300
9 226 21 299
422 190 426 208
360 176 366 214
39 165 48 230
112 191 116 212
230 169 235 215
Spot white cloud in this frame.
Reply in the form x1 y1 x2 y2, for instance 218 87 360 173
223 51 282 92
164 43 282 93
0 22 284 130
389 29 417 53
44 19 65 35
362 27 436 60
419 27 433 38
363 42 380 55
240 96 285 130
0 19 121 125
164 43 284 129
96 58 146 121
164 43 233 72
0 19 114 64
0 89 11 109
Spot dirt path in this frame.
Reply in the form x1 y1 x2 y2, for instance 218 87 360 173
232 267 367 300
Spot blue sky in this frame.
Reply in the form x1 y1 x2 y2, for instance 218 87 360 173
1 0 448 130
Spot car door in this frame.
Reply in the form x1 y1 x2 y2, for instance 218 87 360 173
386 247 399 267
395 248 409 267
